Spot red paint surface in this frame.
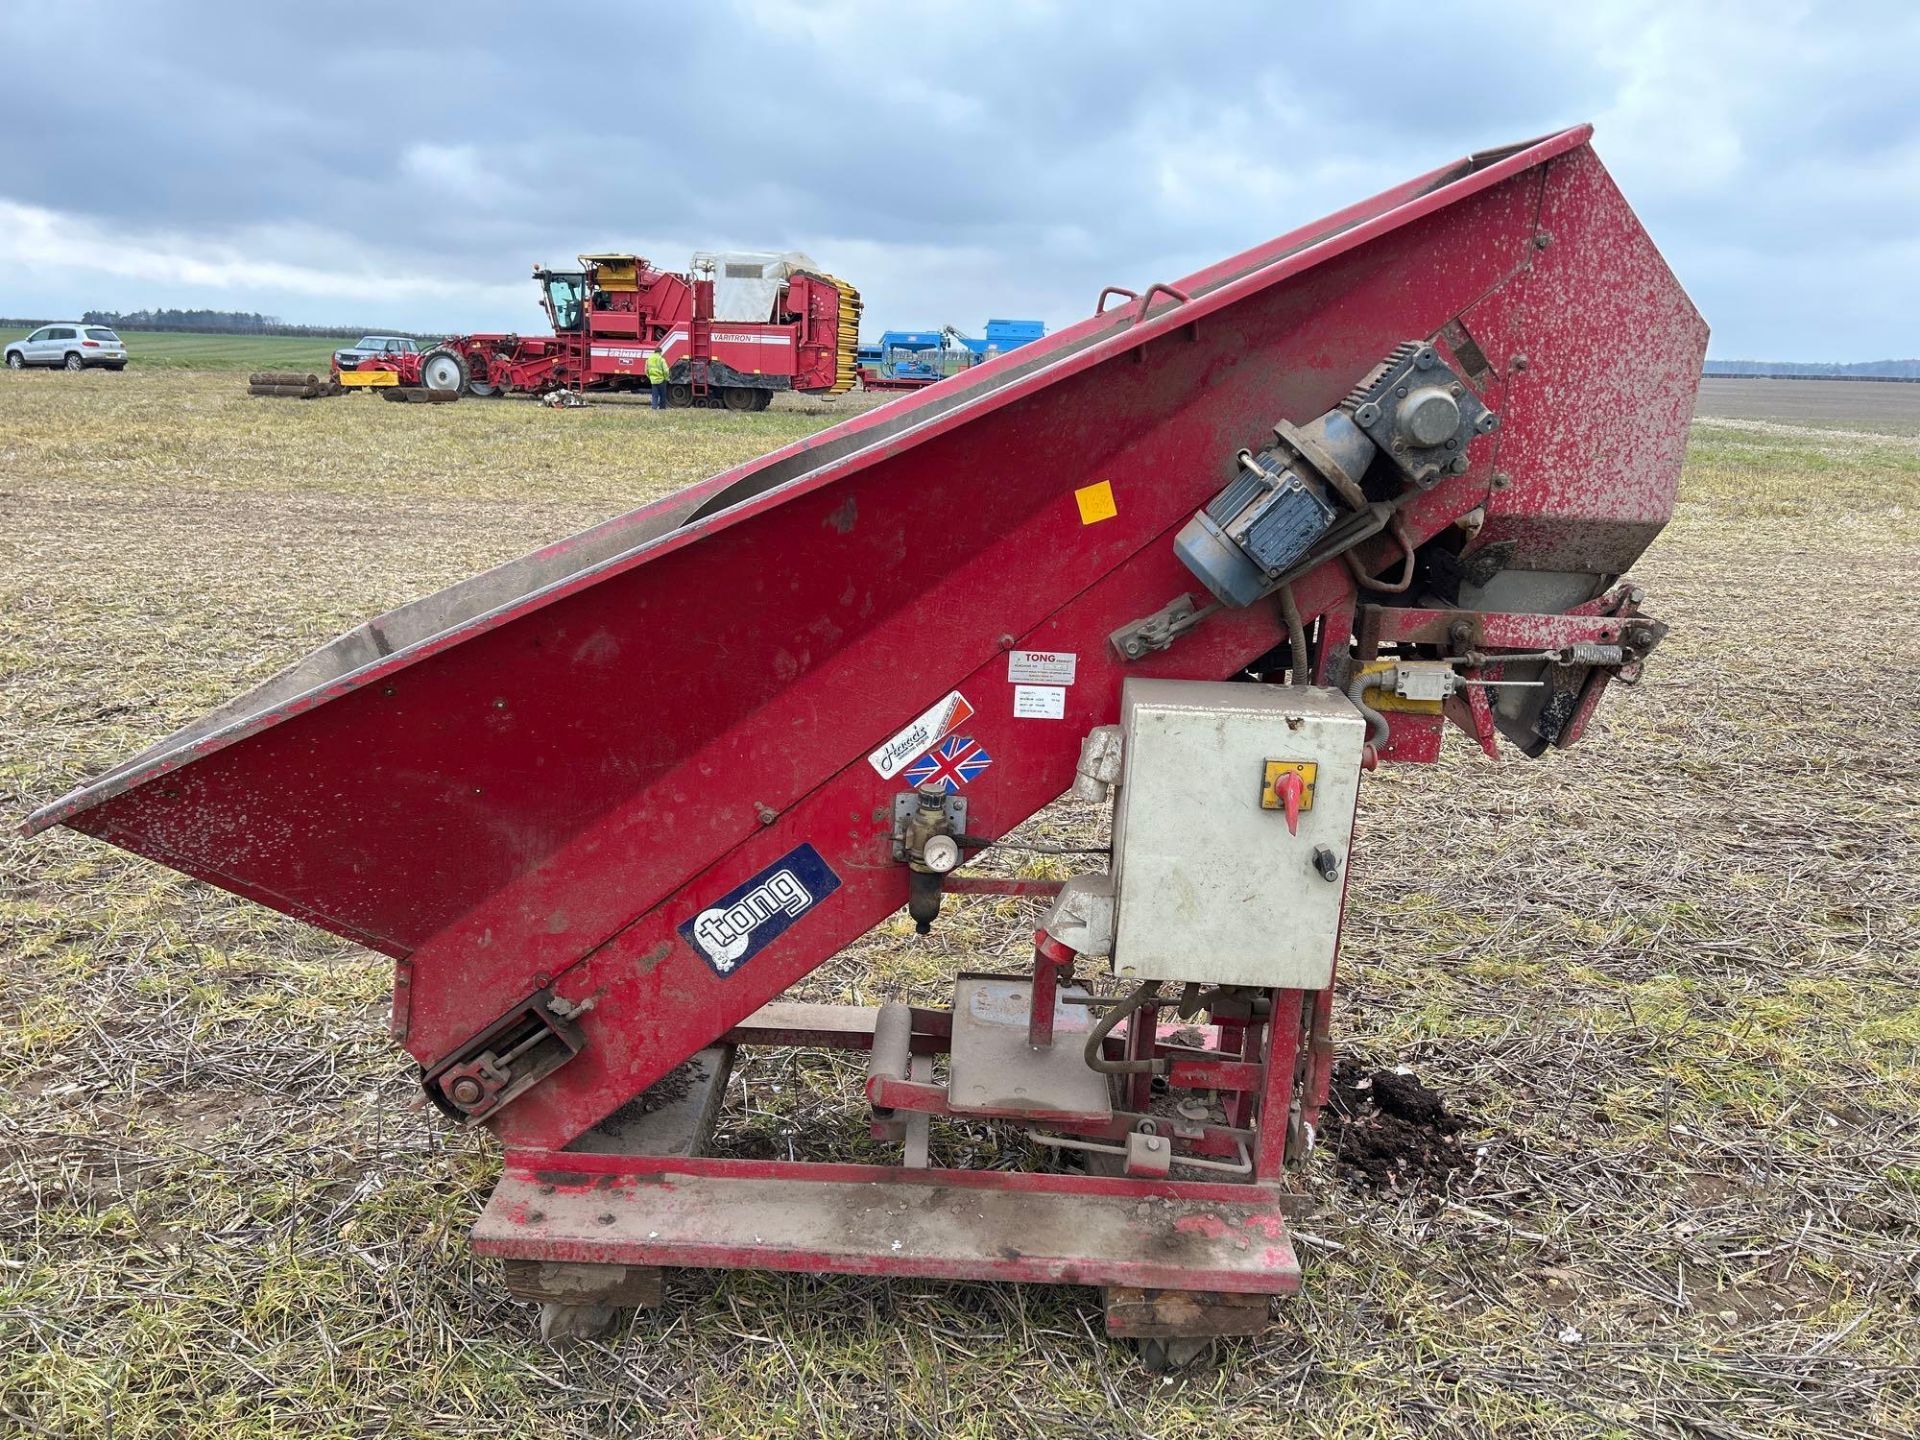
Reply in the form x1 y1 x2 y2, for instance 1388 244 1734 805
33 129 1705 1171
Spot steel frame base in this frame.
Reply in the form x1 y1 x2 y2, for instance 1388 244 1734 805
474 998 1309 1342
475 1153 1301 1296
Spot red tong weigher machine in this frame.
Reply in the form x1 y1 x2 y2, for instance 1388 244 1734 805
27 127 1704 1360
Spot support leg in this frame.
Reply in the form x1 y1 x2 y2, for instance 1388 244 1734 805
502 1259 663 1344
1105 1285 1271 1371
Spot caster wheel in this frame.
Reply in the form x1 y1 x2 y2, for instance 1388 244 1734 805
1133 1336 1212 1372
538 1300 620 1343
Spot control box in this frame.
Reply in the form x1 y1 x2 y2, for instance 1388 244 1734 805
1109 680 1365 989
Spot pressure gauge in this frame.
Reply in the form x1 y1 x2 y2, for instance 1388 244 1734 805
921 834 961 874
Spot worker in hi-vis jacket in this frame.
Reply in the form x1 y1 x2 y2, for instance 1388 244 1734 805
646 347 670 409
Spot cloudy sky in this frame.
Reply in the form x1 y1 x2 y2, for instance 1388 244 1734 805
2 2 1915 361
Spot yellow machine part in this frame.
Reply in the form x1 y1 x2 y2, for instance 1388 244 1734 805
579 254 641 292
1354 659 1444 714
825 275 863 395
338 370 398 387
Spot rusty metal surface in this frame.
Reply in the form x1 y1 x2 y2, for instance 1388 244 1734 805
499 1258 663 1308
474 1158 1301 1295
1103 1285 1272 1339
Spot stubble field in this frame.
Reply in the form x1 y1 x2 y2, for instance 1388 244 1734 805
2 368 1917 1438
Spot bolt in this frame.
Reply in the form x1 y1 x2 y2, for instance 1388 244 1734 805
756 803 778 825
1450 456 1470 474
1511 355 1529 373
1416 349 1436 368
1450 383 1462 396
1395 385 1408 397
448 1076 484 1106
1125 641 1142 656
1534 232 1552 249
1492 472 1512 491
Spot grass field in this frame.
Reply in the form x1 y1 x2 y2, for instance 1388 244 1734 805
1 328 363 371
2 370 1917 1438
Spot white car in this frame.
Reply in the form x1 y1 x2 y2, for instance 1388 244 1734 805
5 324 127 371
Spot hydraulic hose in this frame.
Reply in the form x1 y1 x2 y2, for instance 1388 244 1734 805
1084 980 1168 1075
1344 519 1416 594
1278 584 1311 688
1347 665 1395 751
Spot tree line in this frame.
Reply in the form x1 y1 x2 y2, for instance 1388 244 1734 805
1704 358 1920 380
0 308 439 340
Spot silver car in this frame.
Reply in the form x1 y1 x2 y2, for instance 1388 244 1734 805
5 324 127 371
333 335 419 371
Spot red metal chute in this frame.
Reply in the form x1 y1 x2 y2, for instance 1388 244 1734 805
27 126 1704 1338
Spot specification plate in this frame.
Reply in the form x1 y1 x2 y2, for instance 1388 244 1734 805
1007 650 1077 686
1013 685 1067 720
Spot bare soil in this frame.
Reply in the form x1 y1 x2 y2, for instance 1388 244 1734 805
1695 376 1920 433
2 368 1917 1438
1321 1059 1475 1197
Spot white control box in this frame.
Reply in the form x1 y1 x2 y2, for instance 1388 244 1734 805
1110 680 1365 989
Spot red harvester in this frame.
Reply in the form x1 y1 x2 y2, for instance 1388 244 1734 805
334 252 861 407
457 251 860 407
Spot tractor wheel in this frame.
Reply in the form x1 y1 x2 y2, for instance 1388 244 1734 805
468 378 500 398
750 388 773 411
420 348 469 395
721 387 757 412
666 383 694 408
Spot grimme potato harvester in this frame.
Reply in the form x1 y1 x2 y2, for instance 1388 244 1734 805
28 126 1702 1365
360 251 860 408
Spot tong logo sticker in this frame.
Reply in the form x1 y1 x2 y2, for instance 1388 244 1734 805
902 735 992 793
867 690 975 780
680 843 842 976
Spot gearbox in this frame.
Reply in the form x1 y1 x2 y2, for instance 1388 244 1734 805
1173 340 1499 608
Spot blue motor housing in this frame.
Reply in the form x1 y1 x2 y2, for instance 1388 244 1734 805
1175 448 1340 607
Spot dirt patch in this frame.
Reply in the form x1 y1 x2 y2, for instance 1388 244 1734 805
1320 1058 1476 1198
596 1057 704 1126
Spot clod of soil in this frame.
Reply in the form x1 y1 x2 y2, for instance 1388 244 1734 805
1321 1058 1475 1197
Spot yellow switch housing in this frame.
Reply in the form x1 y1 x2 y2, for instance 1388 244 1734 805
1260 760 1318 811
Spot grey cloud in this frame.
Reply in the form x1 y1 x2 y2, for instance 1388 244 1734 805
1 1 1915 358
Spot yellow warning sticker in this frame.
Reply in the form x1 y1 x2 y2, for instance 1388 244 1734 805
1074 480 1118 525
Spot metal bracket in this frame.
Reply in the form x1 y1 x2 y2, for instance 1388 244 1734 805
423 991 586 1124
1109 594 1214 660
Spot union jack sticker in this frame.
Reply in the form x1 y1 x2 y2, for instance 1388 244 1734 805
902 735 992 793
